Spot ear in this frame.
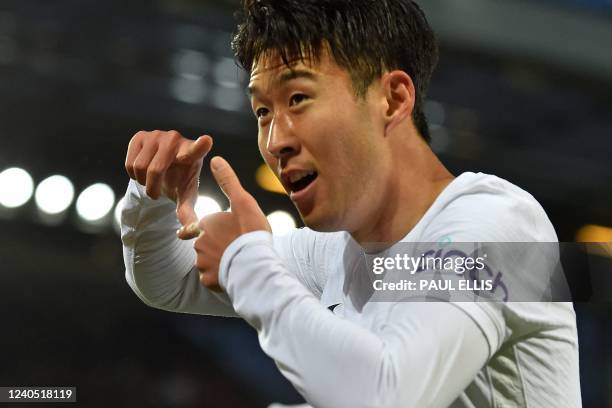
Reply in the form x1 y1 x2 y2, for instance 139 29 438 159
381 70 415 131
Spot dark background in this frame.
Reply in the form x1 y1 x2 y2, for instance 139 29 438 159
0 0 610 407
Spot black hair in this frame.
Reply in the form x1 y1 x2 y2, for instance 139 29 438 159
232 0 439 143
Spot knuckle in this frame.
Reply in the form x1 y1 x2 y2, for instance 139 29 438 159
147 165 162 178
145 186 156 198
241 192 255 204
136 131 158 146
132 160 146 174
132 130 147 141
167 130 181 142
219 175 231 186
218 180 233 193
196 257 207 271
234 194 250 208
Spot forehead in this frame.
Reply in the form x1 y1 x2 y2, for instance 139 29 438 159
248 49 347 92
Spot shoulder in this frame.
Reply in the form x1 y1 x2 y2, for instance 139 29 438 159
418 172 558 243
273 227 349 290
276 227 348 256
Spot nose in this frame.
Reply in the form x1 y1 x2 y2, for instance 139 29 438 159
266 113 299 161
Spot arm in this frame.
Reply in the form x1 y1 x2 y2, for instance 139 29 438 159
122 179 324 315
122 179 238 316
219 232 491 408
121 129 234 314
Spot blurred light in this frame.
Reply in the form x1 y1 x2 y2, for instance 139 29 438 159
211 85 244 112
256 164 286 195
194 195 221 218
171 77 207 104
114 197 125 227
576 224 612 258
267 211 296 236
34 175 74 214
576 224 612 242
424 100 446 125
76 183 115 222
429 124 451 154
172 49 209 79
0 167 34 208
213 57 240 88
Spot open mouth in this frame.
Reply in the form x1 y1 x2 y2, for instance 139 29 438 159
288 171 318 193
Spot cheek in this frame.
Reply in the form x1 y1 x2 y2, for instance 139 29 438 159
258 135 276 167
257 130 266 156
260 150 277 171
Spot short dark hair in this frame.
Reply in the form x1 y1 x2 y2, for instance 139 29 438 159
231 0 439 143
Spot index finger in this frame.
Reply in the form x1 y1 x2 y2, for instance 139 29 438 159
210 156 245 203
176 135 213 165
125 131 145 179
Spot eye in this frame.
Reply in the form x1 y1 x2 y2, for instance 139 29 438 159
255 107 269 118
289 94 308 106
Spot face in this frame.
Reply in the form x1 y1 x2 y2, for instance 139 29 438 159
248 49 390 232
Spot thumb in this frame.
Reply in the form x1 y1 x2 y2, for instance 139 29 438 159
177 135 213 164
211 156 250 211
176 192 198 226
175 176 199 226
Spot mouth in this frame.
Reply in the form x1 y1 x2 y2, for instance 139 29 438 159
287 171 318 194
280 168 319 216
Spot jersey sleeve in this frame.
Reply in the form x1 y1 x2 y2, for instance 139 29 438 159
416 179 564 356
218 231 490 408
121 179 327 316
121 179 237 316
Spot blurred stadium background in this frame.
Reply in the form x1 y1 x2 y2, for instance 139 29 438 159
0 0 610 406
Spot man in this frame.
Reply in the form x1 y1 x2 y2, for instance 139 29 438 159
121 1 581 406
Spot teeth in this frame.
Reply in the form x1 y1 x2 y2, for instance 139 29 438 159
289 170 315 183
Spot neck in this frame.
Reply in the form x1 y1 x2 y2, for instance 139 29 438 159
351 132 454 250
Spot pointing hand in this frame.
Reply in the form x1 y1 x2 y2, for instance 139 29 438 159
178 156 271 291
124 130 213 226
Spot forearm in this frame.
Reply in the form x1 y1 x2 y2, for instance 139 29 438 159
122 179 236 316
220 232 490 407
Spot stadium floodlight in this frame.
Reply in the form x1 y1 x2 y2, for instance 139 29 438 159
0 167 34 208
172 49 209 79
213 57 240 88
34 175 74 215
194 195 222 219
114 197 125 227
76 183 115 223
171 77 207 104
111 197 126 236
267 210 297 236
424 99 446 125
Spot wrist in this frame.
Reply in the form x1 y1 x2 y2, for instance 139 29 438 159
218 230 274 290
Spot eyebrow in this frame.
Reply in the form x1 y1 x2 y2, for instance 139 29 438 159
247 68 317 98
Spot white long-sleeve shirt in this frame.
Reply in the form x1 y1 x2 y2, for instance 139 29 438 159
122 172 581 407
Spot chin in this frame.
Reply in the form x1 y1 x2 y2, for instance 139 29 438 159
299 209 343 232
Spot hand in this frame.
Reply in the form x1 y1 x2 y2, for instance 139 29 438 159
178 156 271 291
124 130 213 226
